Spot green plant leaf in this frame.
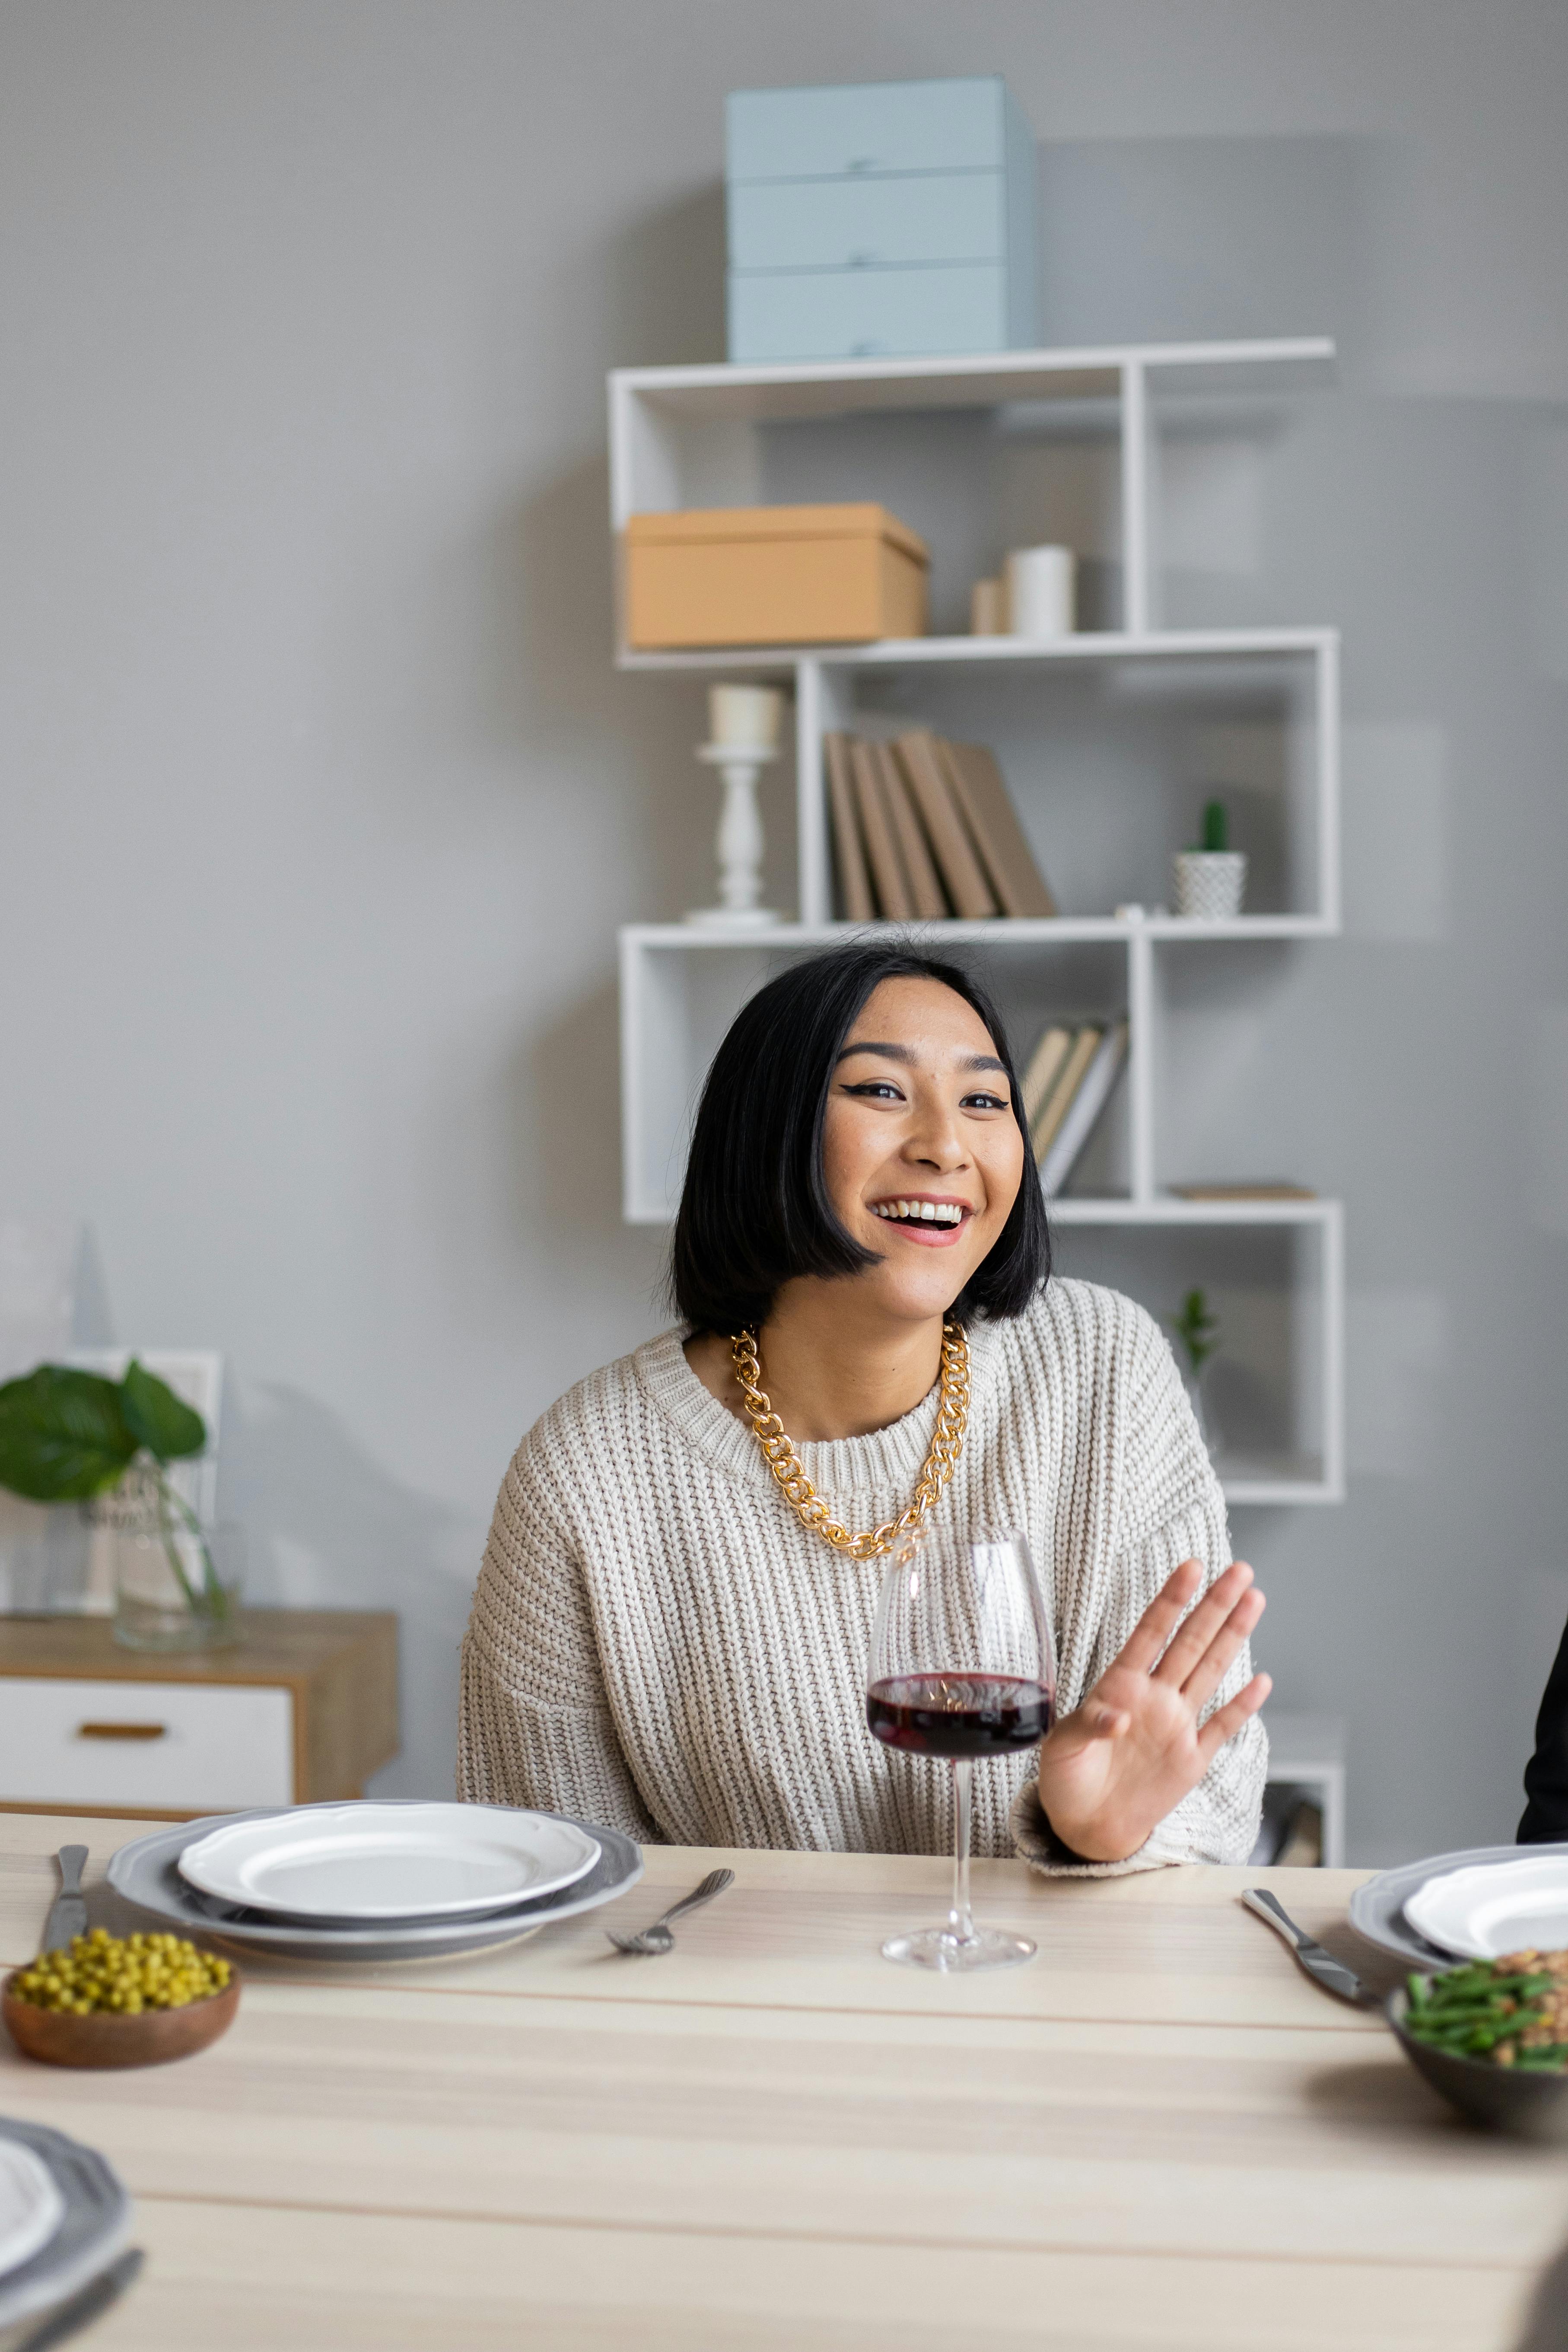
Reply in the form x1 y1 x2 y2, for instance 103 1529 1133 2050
119 1359 206 1462
0 1365 138 1501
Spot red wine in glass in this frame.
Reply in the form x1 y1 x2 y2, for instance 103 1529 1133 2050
865 1531 1056 1972
866 1673 1053 1758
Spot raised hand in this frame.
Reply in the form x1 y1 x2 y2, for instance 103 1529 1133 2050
1035 1558 1270 1864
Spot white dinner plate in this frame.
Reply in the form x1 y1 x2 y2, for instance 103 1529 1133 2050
0 2121 130 2334
1403 1854 1568 1962
0 2142 63 2285
112 1806 641 1961
176 1801 601 1921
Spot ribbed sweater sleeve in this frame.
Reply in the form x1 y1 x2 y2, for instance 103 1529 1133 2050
458 1432 661 1841
1009 1305 1267 1875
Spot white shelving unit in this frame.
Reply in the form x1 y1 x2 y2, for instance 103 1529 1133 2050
610 337 1345 1509
1263 1713 1348 1868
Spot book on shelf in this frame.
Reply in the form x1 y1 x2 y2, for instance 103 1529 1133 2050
893 730 999 919
1019 1023 1074 1132
824 732 874 923
825 729 1056 922
849 738 914 921
876 742 947 920
1035 1020 1129 1197
939 740 1057 920
1169 1180 1317 1201
1029 1024 1102 1162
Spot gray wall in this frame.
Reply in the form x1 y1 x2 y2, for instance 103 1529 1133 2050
2 0 1565 1860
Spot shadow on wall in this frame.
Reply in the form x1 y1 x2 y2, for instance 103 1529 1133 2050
1037 134 1374 350
495 450 797 916
601 183 727 369
514 978 627 1244
230 1382 477 1801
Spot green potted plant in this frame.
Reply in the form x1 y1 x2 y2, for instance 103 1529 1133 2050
1169 1288 1220 1451
1174 799 1247 921
0 1362 239 1649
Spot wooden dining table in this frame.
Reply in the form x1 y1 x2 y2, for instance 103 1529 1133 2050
1 1809 1565 2351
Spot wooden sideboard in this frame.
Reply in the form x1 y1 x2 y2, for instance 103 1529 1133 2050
0 1610 399 1820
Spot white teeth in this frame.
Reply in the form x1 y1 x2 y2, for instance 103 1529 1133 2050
871 1200 965 1224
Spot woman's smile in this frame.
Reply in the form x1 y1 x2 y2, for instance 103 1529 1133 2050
866 1193 974 1245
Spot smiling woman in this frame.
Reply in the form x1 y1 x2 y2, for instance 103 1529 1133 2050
460 942 1269 1874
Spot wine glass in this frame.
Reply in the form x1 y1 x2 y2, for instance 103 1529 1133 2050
866 1530 1056 1971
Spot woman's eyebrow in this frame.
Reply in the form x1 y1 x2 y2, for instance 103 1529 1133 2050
836 1041 1008 1074
836 1040 912 1064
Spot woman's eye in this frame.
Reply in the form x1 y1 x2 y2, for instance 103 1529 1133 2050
963 1091 1008 1111
844 1081 905 1102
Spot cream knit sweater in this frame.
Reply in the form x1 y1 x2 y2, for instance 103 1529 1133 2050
459 1279 1266 1874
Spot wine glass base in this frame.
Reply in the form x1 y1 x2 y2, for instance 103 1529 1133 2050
881 1926 1037 1973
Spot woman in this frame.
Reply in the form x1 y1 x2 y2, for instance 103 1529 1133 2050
460 942 1269 1871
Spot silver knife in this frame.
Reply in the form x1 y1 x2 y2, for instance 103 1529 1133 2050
39 1845 88 1954
1243 1885 1370 2005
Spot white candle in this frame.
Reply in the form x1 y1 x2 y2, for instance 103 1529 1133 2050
708 683 783 751
1005 545 1076 640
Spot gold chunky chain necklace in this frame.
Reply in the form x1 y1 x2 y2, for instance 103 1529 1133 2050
729 1321 970 1561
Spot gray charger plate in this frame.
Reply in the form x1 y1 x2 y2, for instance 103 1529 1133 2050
0 2121 131 2333
1349 1841 1568 1970
108 1802 642 1964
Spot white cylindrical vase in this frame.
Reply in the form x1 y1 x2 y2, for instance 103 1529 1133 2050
1005 545 1076 640
1172 851 1247 921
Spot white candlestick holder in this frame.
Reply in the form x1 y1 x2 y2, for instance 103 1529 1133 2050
686 742 780 927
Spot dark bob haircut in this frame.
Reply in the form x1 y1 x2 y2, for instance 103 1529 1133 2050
669 940 1051 1335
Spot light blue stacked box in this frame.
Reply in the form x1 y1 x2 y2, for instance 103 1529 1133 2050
725 76 1038 364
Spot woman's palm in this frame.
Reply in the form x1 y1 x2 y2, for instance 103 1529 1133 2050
1036 1558 1269 1864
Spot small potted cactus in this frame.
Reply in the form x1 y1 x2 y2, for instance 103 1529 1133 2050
1174 799 1247 921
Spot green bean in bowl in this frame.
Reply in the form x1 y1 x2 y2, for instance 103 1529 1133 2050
1388 1949 1568 2137
1403 1950 1568 2069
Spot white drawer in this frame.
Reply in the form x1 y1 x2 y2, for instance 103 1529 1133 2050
0 1677 294 1811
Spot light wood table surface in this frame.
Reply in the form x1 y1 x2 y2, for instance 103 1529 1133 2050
1 1810 1564 2350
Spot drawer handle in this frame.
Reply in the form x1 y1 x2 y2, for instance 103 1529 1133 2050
76 1721 169 1741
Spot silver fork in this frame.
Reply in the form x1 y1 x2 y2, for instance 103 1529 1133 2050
607 1868 734 1955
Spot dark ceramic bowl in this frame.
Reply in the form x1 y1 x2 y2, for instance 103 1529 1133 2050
1387 1986 1568 2139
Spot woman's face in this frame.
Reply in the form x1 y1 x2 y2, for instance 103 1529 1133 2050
818 976 1027 1325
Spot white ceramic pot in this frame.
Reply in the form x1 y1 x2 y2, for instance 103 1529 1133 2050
1173 850 1247 921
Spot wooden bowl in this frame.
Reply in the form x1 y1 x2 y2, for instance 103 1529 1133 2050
1 1968 240 2069
1387 1987 1568 2139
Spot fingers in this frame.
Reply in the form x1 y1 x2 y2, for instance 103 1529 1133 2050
1114 1557 1205 1676
1177 1583 1267 1716
1149 1560 1255 1688
1196 1671 1272 1767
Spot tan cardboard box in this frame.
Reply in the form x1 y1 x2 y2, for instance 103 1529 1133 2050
623 503 929 648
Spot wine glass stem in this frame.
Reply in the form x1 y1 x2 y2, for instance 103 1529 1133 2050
947 1758 975 1945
